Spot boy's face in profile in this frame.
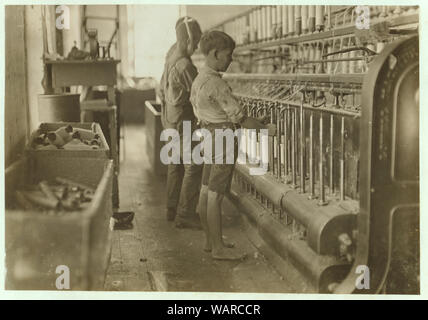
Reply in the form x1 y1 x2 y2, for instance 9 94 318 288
216 48 234 72
189 33 202 56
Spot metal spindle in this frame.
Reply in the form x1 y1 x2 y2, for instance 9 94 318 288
340 116 345 201
291 108 297 188
270 105 275 174
295 104 299 177
276 106 281 179
308 111 316 199
287 105 291 176
281 107 287 180
318 114 328 205
251 104 258 163
329 114 334 195
299 97 306 193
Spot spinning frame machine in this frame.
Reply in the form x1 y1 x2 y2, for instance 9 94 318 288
211 5 420 293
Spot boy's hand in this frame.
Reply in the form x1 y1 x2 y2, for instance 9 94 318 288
266 124 276 136
257 114 270 124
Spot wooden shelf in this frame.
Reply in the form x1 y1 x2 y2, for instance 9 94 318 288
45 59 121 88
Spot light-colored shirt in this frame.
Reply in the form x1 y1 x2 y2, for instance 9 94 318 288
190 66 245 124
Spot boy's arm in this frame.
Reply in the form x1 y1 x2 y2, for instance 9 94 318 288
240 117 276 136
179 62 198 93
213 81 276 136
169 60 198 107
157 70 166 106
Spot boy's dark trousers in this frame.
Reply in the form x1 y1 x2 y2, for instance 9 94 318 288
166 120 202 221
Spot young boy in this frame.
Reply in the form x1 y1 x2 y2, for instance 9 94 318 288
191 31 276 260
158 17 203 229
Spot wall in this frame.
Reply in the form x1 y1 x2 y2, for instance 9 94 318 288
129 4 254 81
118 5 254 81
5 6 29 167
62 5 83 57
132 5 180 81
24 5 45 132
5 5 59 165
118 5 130 82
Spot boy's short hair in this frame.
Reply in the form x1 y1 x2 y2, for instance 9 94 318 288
175 17 202 44
199 31 236 56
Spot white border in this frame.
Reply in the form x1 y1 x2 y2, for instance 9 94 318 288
0 0 426 300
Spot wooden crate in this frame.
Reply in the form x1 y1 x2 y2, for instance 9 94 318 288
5 156 114 290
26 122 110 160
80 103 119 208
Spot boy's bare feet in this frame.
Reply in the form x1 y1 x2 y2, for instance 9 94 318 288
211 248 246 261
221 235 234 248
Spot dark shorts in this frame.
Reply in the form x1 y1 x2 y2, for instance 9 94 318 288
201 122 239 195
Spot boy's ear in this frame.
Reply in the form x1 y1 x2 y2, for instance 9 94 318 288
208 48 217 59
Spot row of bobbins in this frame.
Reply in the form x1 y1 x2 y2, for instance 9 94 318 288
221 6 418 46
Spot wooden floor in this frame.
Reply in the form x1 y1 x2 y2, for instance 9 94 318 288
104 124 299 293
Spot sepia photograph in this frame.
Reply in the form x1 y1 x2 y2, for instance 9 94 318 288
3 3 420 297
